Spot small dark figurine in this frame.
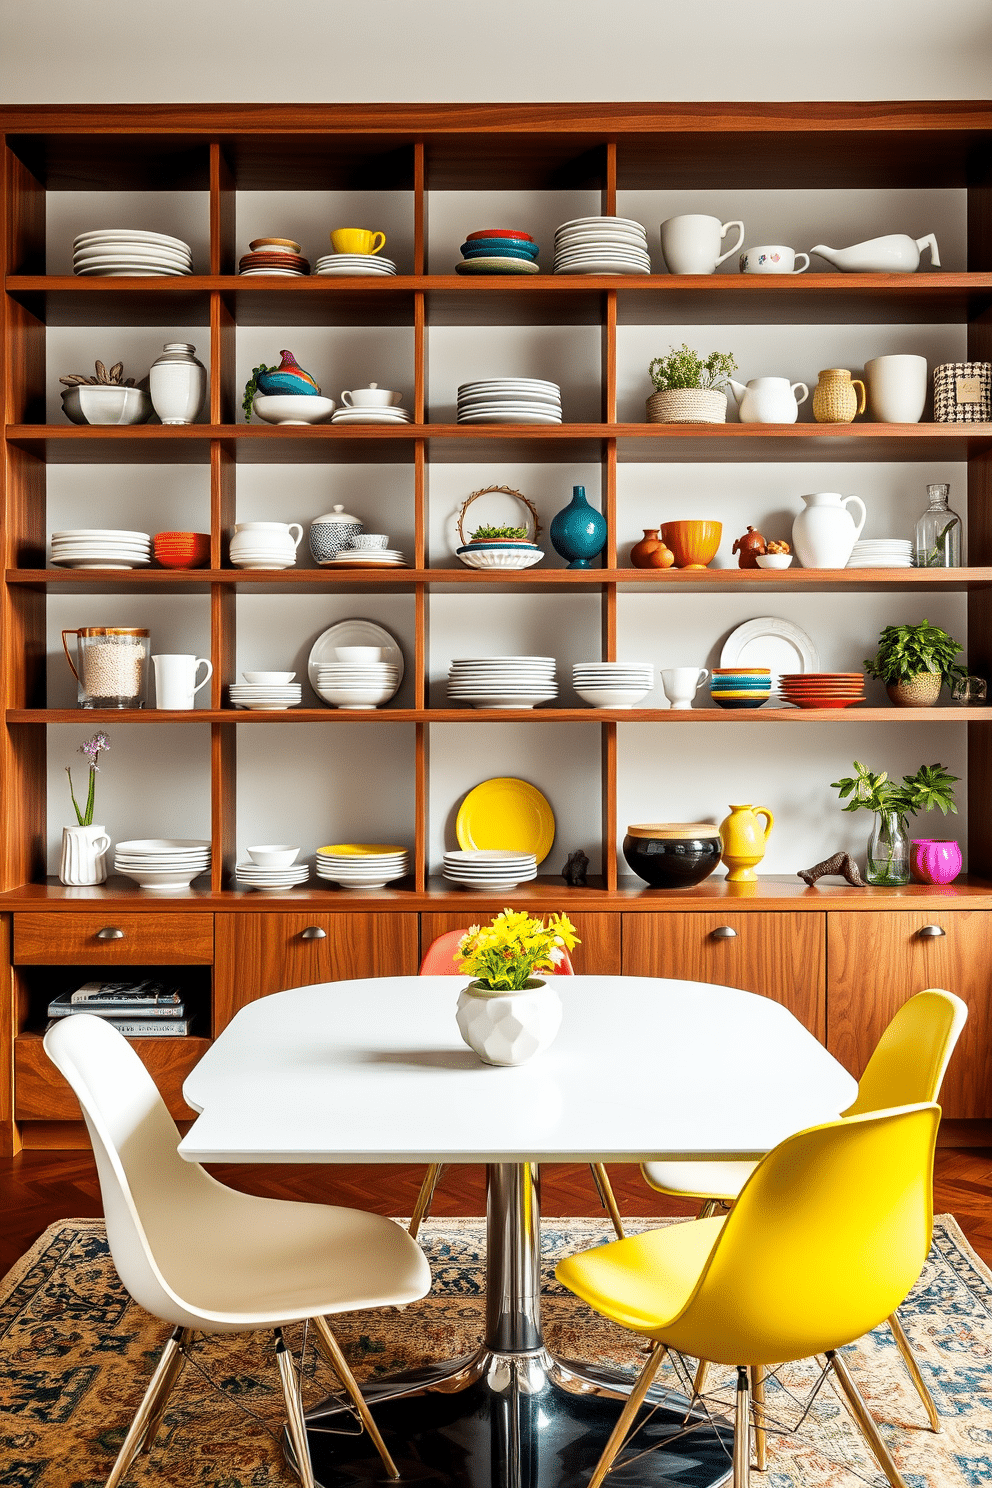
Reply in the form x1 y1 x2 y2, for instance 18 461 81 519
562 849 590 886
798 852 866 887
732 526 767 568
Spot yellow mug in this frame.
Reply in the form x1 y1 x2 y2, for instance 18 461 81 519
331 228 386 256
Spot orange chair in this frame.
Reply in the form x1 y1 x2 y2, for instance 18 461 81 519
409 930 623 1239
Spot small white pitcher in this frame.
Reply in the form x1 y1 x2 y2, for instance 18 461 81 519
792 492 867 568
727 376 809 424
60 824 111 885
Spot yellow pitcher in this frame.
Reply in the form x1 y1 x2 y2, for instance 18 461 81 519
719 803 774 882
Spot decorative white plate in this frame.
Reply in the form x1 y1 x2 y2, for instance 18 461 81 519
308 620 404 693
720 618 820 691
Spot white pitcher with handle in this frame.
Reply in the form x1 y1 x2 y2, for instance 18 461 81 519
727 376 809 424
792 492 867 568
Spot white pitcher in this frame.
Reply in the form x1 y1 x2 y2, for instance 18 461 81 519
792 492 867 568
727 376 809 424
59 823 111 885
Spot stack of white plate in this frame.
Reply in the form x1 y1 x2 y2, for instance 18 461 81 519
442 849 538 891
456 380 562 425
553 217 651 275
320 548 408 568
330 405 412 425
313 254 398 276
229 682 302 711
572 661 655 708
73 229 193 277
114 838 211 891
316 662 401 709
316 844 410 888
847 539 914 569
235 861 311 890
51 529 152 570
448 656 558 709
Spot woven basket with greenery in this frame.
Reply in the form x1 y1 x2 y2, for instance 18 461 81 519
646 344 736 426
646 388 727 424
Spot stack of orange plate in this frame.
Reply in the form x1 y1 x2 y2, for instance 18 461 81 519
779 673 866 710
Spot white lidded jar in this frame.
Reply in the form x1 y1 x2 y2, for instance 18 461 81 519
149 342 206 425
308 504 365 563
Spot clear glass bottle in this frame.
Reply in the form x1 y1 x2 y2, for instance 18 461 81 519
866 811 911 886
914 483 962 568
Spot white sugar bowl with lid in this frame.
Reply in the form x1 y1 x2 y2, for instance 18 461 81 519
309 505 365 563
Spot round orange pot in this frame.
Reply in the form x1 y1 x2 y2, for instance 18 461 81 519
660 520 723 569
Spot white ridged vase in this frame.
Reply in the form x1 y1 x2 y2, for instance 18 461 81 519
59 824 111 885
149 342 206 425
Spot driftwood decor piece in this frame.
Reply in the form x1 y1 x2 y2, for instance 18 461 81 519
798 852 866 887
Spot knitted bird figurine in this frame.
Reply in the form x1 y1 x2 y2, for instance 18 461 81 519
255 350 321 397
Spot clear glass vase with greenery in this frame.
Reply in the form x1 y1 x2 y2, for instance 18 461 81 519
830 759 959 886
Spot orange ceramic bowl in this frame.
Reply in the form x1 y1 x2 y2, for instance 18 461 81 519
154 532 210 569
660 520 722 569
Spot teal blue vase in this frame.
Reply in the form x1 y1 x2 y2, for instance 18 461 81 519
549 486 607 568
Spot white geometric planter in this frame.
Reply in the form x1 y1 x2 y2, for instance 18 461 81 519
455 979 562 1066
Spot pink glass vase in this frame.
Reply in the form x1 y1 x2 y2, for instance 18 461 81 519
910 838 962 885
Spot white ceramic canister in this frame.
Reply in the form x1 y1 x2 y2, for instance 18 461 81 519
59 823 111 885
309 505 365 562
148 343 207 425
864 354 928 423
792 492 867 568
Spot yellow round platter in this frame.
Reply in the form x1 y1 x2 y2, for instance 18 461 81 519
455 778 555 863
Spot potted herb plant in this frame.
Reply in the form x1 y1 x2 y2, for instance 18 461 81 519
831 759 958 885
864 620 967 707
60 733 112 885
468 523 531 545
454 910 579 1065
646 344 738 425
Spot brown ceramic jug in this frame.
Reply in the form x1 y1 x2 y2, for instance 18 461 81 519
630 528 675 568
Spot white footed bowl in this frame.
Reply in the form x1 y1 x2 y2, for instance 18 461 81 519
252 394 336 426
575 686 651 709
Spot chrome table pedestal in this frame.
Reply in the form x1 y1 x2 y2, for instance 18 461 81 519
296 1164 733 1487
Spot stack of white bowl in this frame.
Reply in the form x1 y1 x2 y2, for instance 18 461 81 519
848 539 914 569
316 646 401 710
456 380 562 425
316 844 410 888
73 229 193 277
448 656 558 709
229 522 303 571
573 661 655 708
235 844 310 890
313 253 398 277
229 671 302 711
553 217 651 275
442 849 538 891
51 528 152 569
114 838 211 891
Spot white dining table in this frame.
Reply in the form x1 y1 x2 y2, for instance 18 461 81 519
180 975 857 1488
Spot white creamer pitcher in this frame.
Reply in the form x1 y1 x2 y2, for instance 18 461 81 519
792 492 867 568
727 376 809 424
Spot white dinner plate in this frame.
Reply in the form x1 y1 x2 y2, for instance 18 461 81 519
308 620 404 693
330 410 412 423
74 246 192 266
74 264 191 277
720 617 820 690
74 227 191 249
457 401 562 415
459 379 560 392
458 410 563 424
554 260 651 276
556 215 647 232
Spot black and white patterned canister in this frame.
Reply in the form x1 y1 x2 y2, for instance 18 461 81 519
933 361 992 423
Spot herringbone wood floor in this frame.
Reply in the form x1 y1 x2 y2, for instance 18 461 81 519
2 1149 991 1278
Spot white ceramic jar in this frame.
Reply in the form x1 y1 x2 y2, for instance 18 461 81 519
792 492 867 568
149 342 206 425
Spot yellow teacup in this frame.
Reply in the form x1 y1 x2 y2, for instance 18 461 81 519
331 228 386 256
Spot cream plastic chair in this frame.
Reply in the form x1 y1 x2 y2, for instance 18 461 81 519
45 1013 431 1488
642 988 967 1438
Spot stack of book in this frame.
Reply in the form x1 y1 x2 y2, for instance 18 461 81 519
46 980 192 1036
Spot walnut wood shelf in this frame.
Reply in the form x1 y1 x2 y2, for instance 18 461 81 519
9 706 991 725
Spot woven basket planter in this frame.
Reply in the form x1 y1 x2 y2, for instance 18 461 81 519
886 673 942 708
933 361 992 423
646 389 727 425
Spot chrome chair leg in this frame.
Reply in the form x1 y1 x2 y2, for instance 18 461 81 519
887 1309 940 1431
104 1325 190 1488
587 1342 668 1488
408 1163 444 1239
697 1199 720 1220
312 1314 401 1481
733 1366 751 1488
590 1163 625 1239
829 1350 908 1488
749 1365 767 1470
140 1326 195 1454
275 1329 316 1488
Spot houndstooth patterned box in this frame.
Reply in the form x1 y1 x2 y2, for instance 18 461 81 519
934 361 992 422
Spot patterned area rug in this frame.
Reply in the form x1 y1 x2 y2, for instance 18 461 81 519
0 1214 990 1486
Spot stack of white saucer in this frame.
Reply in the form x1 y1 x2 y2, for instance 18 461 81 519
847 539 914 569
114 838 211 891
572 661 655 708
448 656 558 709
331 404 412 425
456 380 562 425
235 846 310 890
442 849 538 891
553 217 651 275
316 845 410 888
73 229 193 277
229 672 302 711
314 254 398 276
51 528 152 569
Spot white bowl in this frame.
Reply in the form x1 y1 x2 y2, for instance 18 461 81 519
243 671 296 684
61 385 152 426
317 685 395 709
575 686 651 709
335 646 383 663
252 394 336 426
755 553 794 569
247 844 301 867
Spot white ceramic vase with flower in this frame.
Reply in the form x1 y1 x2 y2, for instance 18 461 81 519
453 910 579 1066
60 733 112 885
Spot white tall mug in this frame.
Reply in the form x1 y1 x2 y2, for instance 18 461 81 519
661 667 710 709
153 654 213 710
660 215 745 274
864 354 928 423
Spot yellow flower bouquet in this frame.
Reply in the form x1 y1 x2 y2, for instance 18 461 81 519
456 909 579 992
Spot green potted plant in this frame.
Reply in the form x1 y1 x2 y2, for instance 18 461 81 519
468 523 530 545
454 910 579 1066
864 621 967 707
646 344 738 425
831 759 958 885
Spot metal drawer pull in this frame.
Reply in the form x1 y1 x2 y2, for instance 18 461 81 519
918 925 946 939
711 926 737 940
96 927 125 940
301 926 326 940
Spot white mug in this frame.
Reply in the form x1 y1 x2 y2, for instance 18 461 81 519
864 354 928 423
153 654 212 710
661 667 709 710
341 385 403 408
739 244 810 275
660 215 745 275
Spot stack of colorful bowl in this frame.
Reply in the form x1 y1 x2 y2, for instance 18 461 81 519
238 238 310 276
154 531 210 569
709 667 772 710
779 673 866 710
456 229 540 276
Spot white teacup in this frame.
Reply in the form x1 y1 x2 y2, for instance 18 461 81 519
661 666 709 710
341 385 403 408
864 354 928 423
660 214 745 275
739 244 810 275
153 653 212 710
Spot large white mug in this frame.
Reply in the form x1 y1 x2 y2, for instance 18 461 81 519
864 354 928 423
661 667 709 710
738 244 810 275
660 215 745 275
153 654 212 710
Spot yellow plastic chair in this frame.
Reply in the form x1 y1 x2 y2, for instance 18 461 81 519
557 1103 941 1488
641 987 966 1432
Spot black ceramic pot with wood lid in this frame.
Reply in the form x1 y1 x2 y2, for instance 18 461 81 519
622 823 722 888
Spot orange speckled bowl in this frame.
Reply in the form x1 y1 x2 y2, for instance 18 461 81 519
660 520 722 569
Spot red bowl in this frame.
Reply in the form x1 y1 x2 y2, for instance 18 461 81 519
466 228 534 242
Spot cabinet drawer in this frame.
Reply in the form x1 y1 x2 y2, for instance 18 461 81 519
421 912 621 976
14 912 214 965
15 1033 209 1121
